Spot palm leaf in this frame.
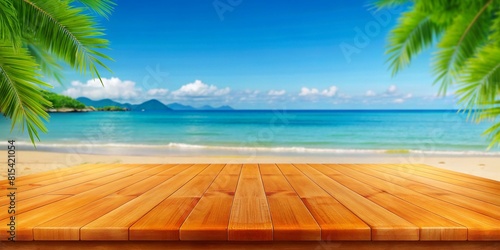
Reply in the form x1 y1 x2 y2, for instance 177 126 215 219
386 10 443 75
26 43 64 83
0 44 50 144
457 44 500 108
14 0 112 81
374 0 411 8
433 0 493 95
73 0 115 18
0 0 21 47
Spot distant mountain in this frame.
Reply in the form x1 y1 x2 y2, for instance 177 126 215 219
197 105 234 111
77 97 171 111
76 97 234 111
77 97 125 108
167 102 196 111
134 99 171 111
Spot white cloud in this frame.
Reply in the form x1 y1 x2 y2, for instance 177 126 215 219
299 86 338 97
404 93 413 99
147 88 169 96
63 77 141 101
365 90 376 97
268 89 286 96
321 86 338 97
299 87 319 96
172 80 230 98
387 85 397 95
393 98 405 103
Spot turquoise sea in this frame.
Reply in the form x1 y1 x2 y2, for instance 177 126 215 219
1 110 499 156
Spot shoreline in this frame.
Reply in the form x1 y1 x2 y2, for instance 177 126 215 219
1 149 499 181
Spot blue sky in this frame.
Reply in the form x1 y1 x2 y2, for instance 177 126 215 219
56 0 457 109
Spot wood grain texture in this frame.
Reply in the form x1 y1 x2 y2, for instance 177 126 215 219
314 164 467 241
348 164 500 220
294 164 419 241
129 164 223 240
332 164 500 241
81 164 203 240
383 164 500 195
1 163 499 243
400 163 500 190
276 164 371 241
228 164 273 241
2 241 500 250
380 164 500 206
180 164 242 241
0 164 160 241
260 164 320 241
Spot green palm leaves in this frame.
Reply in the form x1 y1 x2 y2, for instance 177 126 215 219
0 0 114 144
376 0 500 147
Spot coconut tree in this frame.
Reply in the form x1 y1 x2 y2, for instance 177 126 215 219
0 0 114 143
375 0 500 147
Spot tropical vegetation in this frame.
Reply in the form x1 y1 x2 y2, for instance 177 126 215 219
41 90 86 110
375 0 500 147
0 0 115 143
97 106 127 111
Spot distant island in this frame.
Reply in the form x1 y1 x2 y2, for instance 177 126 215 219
42 91 95 113
40 91 234 112
76 97 234 111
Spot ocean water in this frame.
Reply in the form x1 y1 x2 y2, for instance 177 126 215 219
1 110 499 156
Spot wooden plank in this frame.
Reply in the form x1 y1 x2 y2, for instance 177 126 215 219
0 195 71 221
407 163 500 189
10 164 120 191
348 164 500 221
81 164 205 241
384 164 500 195
33 167 181 240
293 164 419 241
180 164 241 241
330 164 500 241
4 240 500 250
276 164 328 198
260 164 320 241
0 164 168 241
260 164 296 197
312 164 467 241
228 164 273 241
276 164 371 241
33 195 137 240
0 164 140 204
50 164 175 195
374 164 500 207
129 164 225 240
180 196 234 241
0 164 109 187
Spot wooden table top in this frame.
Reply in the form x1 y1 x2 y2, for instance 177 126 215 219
1 163 500 242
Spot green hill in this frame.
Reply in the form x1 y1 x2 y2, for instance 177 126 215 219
41 90 86 109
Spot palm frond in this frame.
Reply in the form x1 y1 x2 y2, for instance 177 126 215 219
374 0 412 9
456 44 500 109
14 0 112 81
490 8 500 44
0 0 21 47
26 43 64 83
73 0 115 18
483 117 500 148
433 0 493 95
386 10 442 75
0 44 51 144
